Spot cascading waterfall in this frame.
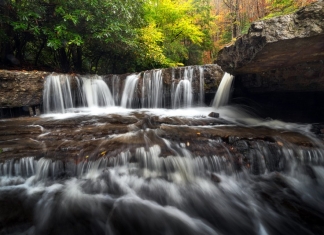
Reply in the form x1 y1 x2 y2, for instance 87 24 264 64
212 72 234 108
2 140 323 180
199 66 205 105
141 69 163 108
43 74 114 113
43 74 74 113
43 66 208 113
173 80 193 108
173 66 194 108
81 75 114 107
1 135 324 235
2 64 324 235
120 74 140 108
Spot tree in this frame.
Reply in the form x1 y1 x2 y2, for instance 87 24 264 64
0 0 146 73
138 0 209 68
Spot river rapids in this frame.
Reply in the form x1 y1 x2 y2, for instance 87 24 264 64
0 71 324 235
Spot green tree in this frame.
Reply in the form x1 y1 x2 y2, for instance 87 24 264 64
0 0 146 73
0 0 215 72
139 0 208 68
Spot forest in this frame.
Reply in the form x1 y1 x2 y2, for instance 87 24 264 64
0 0 316 74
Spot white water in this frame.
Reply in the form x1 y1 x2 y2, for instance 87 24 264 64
3 69 324 234
120 74 140 108
173 66 194 108
173 80 193 108
1 140 324 234
43 74 74 113
43 66 208 113
199 66 205 105
141 69 163 108
81 75 115 107
212 72 234 108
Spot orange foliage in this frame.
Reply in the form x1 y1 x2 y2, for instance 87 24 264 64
202 0 318 62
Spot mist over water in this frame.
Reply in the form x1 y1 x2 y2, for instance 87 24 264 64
1 70 324 235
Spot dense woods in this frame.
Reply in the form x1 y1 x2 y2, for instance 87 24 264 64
0 0 317 74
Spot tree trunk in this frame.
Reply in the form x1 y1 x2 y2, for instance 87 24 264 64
34 37 47 66
59 47 69 73
72 46 82 72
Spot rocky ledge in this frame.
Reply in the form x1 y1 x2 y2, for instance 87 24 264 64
0 64 223 116
216 1 324 75
215 1 324 122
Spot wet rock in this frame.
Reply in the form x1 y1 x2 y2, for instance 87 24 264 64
208 112 219 118
211 173 221 183
1 64 224 113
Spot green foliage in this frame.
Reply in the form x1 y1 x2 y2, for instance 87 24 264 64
137 0 212 68
0 0 214 72
264 0 299 19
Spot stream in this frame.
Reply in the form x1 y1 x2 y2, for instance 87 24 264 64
0 71 324 235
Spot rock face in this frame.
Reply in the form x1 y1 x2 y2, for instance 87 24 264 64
0 70 50 108
0 64 223 116
215 1 324 122
216 1 324 77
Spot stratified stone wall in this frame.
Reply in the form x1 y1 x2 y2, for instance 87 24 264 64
0 70 50 108
0 64 224 111
216 1 324 76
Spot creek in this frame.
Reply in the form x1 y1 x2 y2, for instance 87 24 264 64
0 68 323 235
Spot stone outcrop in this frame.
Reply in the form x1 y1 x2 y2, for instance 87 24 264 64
0 70 49 108
216 1 324 93
235 61 324 92
214 1 324 122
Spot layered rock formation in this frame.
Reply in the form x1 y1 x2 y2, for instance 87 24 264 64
217 1 324 74
0 64 223 117
0 70 49 107
215 1 324 122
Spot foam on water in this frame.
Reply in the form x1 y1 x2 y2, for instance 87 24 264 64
3 69 324 234
81 75 115 107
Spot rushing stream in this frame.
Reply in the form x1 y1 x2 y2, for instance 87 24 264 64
0 69 324 235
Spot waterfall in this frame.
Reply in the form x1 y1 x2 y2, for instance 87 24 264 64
173 80 193 108
199 66 205 105
120 74 140 108
141 69 163 108
173 66 194 108
43 74 74 113
43 65 211 113
212 72 234 108
81 75 114 107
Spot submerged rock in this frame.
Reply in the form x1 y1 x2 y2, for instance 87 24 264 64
208 112 220 118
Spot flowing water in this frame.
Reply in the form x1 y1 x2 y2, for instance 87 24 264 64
212 73 234 109
1 69 324 235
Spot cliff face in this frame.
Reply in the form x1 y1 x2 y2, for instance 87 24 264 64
217 1 324 74
214 1 324 122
